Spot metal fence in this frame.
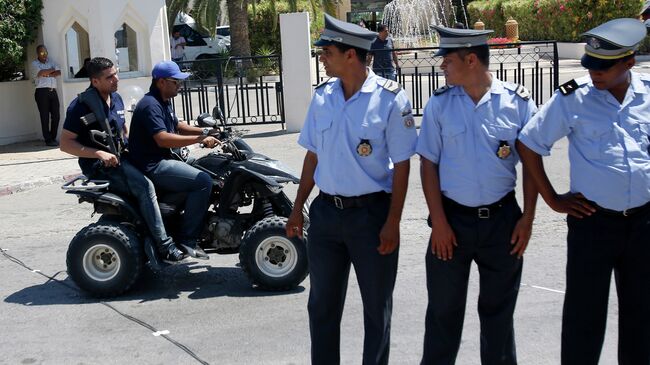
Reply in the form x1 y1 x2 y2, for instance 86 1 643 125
313 41 559 116
172 55 285 126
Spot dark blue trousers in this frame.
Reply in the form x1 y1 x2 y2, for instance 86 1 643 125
563 209 650 365
307 193 397 365
422 198 522 365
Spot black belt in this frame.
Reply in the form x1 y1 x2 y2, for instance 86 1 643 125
36 88 56 92
442 191 515 219
319 191 390 210
594 201 650 217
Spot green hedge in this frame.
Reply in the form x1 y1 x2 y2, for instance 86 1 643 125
468 0 643 42
0 0 43 81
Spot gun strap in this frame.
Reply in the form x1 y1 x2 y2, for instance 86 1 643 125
77 87 120 157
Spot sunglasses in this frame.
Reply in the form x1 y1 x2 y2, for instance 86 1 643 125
165 78 183 85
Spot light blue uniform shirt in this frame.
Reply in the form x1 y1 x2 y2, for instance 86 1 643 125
417 77 537 207
298 69 417 196
519 72 650 211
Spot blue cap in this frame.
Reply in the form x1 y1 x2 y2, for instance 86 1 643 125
580 18 647 70
431 25 494 56
314 14 377 50
152 60 190 79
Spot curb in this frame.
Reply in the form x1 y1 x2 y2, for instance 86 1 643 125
0 171 81 197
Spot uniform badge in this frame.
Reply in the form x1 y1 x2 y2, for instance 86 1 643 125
357 139 372 157
496 140 511 159
401 108 412 117
587 37 601 49
404 116 415 129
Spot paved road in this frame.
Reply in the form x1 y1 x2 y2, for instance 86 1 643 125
0 128 621 364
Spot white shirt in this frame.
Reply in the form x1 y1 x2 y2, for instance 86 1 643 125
170 36 186 60
30 59 59 89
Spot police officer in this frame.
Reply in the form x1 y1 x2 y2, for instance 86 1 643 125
128 61 220 260
60 57 185 262
285 14 417 365
418 26 538 364
517 18 650 365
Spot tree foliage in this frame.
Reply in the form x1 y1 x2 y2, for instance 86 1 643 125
0 0 43 81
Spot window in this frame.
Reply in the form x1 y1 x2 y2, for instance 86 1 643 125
114 23 139 73
64 22 90 79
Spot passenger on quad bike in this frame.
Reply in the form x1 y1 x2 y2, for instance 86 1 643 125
59 57 186 262
128 61 220 260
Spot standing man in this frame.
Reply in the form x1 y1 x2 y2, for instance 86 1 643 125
285 14 417 365
31 45 61 146
367 24 399 81
170 30 187 64
418 26 538 364
518 18 650 365
60 57 185 262
128 61 219 260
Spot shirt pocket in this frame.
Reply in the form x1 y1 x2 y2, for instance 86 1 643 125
314 115 334 153
354 121 385 155
441 123 466 158
579 123 611 160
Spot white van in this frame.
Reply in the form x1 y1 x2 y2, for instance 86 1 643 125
172 13 230 61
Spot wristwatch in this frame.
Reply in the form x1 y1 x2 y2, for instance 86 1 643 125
201 128 210 136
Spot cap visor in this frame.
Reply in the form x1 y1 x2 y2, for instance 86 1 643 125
173 71 191 79
314 39 334 47
434 48 452 56
580 54 619 70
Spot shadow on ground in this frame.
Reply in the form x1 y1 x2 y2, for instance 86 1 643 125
4 262 305 306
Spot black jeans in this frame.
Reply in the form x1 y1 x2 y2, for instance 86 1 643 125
562 209 650 365
422 197 522 365
34 88 60 142
307 193 396 365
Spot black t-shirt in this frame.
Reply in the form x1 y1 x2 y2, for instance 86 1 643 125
370 37 395 72
128 86 179 173
62 88 126 173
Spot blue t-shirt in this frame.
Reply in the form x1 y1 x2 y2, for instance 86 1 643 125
128 87 178 173
62 88 126 173
370 37 395 72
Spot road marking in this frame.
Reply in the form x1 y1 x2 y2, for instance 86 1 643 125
522 283 565 294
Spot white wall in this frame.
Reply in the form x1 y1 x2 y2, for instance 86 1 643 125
280 13 314 133
0 0 170 145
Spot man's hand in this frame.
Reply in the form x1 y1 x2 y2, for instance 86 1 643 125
548 192 596 218
96 150 119 167
286 206 304 238
430 220 457 261
378 217 400 255
201 136 220 148
510 215 533 258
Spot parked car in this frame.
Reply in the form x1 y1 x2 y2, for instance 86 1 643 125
172 21 230 61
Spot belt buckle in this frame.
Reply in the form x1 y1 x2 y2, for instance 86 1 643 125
478 207 490 219
333 196 344 210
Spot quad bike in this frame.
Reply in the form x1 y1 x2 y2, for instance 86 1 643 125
62 110 309 297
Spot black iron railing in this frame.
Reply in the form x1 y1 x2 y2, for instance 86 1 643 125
313 41 559 116
172 55 285 126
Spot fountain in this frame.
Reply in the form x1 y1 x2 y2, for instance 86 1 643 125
382 0 469 47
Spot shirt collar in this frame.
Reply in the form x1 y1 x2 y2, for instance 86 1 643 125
148 85 169 105
450 74 505 96
329 68 378 94
630 72 647 94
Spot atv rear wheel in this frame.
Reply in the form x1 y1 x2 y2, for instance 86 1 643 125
66 222 143 297
239 216 308 291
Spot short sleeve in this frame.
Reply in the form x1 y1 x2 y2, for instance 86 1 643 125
141 104 169 137
297 97 319 153
62 99 86 136
385 90 417 163
416 97 442 163
518 93 571 156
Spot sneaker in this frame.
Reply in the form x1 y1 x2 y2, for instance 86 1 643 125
161 245 187 262
179 242 210 260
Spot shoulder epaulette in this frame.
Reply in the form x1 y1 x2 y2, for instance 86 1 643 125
433 85 452 96
503 82 530 101
315 78 333 90
558 79 579 96
380 79 401 94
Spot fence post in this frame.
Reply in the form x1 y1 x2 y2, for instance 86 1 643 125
280 12 312 133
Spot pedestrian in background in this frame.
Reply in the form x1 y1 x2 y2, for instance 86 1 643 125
31 45 61 146
367 24 399 81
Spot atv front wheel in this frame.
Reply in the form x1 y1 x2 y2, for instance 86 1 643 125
66 222 143 297
239 216 308 291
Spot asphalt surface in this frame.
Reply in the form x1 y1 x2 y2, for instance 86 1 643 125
1 60 644 364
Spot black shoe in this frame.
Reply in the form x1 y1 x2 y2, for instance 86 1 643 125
179 242 209 260
161 245 187 262
46 140 58 147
